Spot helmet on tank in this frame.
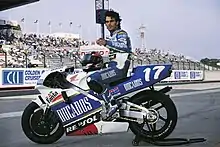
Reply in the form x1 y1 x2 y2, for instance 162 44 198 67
81 51 104 72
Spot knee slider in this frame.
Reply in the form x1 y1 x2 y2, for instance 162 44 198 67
87 77 104 94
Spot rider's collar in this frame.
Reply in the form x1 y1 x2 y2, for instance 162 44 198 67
110 29 121 36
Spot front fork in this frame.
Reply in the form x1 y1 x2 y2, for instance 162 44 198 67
32 96 60 126
32 95 50 114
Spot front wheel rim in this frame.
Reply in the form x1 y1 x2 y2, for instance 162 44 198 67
29 108 60 137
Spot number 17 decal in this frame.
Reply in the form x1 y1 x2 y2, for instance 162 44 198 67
143 66 165 82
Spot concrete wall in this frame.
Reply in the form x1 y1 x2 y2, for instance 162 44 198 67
204 71 220 81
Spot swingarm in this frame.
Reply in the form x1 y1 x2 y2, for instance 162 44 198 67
119 101 158 123
118 86 172 123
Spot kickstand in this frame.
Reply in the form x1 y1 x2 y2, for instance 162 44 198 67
132 133 142 146
131 122 206 146
132 134 207 146
132 123 148 146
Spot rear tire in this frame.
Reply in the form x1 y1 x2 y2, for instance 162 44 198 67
129 90 178 140
21 102 64 144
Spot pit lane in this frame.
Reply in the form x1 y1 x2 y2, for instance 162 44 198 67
0 88 220 147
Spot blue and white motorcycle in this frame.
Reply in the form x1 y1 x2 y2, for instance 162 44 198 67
21 56 177 145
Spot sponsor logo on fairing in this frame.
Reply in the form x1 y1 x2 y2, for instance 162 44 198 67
56 97 93 123
65 112 100 134
123 78 143 91
45 91 59 103
70 74 79 82
109 86 121 97
101 70 116 80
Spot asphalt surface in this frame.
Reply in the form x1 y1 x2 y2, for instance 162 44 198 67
0 89 39 97
0 88 220 147
1 80 218 97
0 88 200 97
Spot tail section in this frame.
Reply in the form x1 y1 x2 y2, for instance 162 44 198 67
131 64 172 83
109 64 172 98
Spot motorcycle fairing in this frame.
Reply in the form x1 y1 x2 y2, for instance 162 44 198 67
109 64 172 98
64 111 101 135
51 92 102 127
44 64 171 129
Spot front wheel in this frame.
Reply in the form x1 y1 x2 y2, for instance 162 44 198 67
21 102 64 144
129 90 178 140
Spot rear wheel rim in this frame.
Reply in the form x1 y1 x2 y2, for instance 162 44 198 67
132 99 175 138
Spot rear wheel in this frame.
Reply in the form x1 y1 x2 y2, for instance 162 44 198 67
129 90 178 140
21 102 64 144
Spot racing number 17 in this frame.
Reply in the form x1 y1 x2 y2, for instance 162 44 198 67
143 66 165 82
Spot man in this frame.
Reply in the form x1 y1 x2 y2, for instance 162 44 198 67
86 10 132 119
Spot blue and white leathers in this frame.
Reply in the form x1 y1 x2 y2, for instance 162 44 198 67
87 29 132 102
106 29 132 53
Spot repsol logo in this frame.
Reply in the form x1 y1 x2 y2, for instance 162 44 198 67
66 113 99 134
56 97 93 123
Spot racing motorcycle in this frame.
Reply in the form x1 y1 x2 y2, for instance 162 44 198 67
21 56 178 144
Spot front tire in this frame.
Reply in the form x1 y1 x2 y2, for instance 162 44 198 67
129 90 178 140
21 102 64 144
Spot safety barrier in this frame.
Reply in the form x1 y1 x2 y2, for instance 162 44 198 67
0 68 47 89
0 68 205 90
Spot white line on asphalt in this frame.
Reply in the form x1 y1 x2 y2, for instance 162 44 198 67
0 111 23 119
0 95 37 100
170 88 220 97
0 88 220 119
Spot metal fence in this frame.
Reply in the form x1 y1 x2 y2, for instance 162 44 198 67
131 58 220 71
1 51 220 71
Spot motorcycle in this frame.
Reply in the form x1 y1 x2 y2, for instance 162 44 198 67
21 55 178 145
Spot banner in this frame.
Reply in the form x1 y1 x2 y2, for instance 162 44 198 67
2 69 24 85
24 69 46 85
0 68 204 89
1 68 48 88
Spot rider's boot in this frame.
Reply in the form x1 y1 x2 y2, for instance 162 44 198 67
101 89 121 119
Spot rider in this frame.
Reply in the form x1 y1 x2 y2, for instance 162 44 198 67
86 10 132 118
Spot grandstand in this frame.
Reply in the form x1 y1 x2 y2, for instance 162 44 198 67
43 46 219 71
0 18 218 70
0 32 219 70
132 48 220 71
0 32 83 68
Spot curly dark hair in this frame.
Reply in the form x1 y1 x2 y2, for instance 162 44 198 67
105 10 122 29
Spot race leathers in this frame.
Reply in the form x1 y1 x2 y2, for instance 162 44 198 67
106 29 132 55
87 29 132 99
